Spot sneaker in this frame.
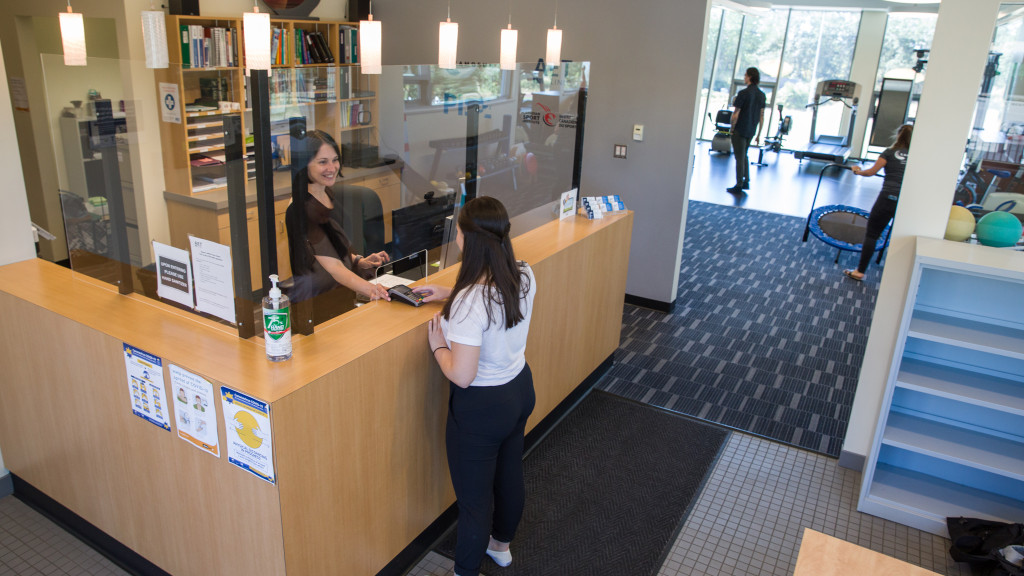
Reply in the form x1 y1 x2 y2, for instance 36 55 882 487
726 185 744 194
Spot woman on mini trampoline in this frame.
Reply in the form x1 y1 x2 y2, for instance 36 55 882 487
843 123 913 282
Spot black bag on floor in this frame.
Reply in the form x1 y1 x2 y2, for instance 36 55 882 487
947 516 1024 576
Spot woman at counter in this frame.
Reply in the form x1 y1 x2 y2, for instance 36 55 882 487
285 130 390 316
414 197 537 576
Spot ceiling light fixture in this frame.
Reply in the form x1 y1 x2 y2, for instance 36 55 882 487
360 1 382 74
59 1 87 67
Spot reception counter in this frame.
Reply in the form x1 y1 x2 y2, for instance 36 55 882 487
0 212 632 575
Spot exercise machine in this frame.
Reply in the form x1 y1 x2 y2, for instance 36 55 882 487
752 104 791 167
707 109 732 155
869 77 913 148
794 79 861 164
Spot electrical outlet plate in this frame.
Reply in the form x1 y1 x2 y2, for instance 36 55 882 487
614 145 627 158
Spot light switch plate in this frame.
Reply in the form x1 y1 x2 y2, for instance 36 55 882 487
633 124 644 141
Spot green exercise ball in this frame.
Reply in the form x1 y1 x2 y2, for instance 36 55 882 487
945 205 976 242
976 210 1023 248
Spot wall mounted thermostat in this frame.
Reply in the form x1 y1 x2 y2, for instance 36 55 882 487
633 124 644 141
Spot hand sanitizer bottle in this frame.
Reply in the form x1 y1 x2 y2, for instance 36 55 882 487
262 274 292 362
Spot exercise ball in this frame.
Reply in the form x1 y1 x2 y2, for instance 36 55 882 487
944 205 976 242
976 211 1023 248
524 152 538 176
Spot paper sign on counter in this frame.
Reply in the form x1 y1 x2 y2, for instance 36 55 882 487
221 387 275 484
124 344 171 430
170 365 220 457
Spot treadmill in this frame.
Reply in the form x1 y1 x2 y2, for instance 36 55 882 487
794 79 861 164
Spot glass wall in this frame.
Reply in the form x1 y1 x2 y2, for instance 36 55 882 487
947 3 1024 248
698 7 860 148
40 50 586 335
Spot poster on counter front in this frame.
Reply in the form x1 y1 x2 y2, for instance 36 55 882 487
160 82 181 124
221 386 275 484
124 343 171 430
170 364 220 457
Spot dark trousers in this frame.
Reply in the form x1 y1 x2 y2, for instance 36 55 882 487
731 133 752 187
447 364 536 576
857 195 898 273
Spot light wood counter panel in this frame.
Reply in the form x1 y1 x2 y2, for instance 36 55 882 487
0 292 286 576
0 212 632 575
794 529 941 575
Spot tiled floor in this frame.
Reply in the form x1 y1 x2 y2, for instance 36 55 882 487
0 493 129 576
407 432 970 576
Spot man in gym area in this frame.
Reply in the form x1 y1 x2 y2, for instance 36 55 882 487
728 67 767 195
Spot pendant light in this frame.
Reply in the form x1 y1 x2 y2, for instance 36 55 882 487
499 0 517 71
438 0 458 70
243 1 271 75
360 1 382 75
546 0 562 68
141 4 169 69
59 2 87 67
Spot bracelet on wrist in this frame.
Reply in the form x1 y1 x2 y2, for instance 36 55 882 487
432 346 449 354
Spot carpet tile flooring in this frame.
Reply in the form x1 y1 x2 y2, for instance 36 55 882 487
599 200 883 457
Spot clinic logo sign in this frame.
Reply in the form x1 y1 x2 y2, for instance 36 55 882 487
521 102 577 129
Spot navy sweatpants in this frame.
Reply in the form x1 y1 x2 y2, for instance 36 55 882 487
446 364 535 576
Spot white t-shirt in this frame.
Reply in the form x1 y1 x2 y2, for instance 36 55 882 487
443 263 537 387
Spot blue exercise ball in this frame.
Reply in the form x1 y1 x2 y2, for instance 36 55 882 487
976 211 1023 248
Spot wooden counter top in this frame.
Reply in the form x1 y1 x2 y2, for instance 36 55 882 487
0 212 631 404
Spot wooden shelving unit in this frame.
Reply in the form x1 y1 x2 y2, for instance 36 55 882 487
155 15 375 198
857 237 1024 537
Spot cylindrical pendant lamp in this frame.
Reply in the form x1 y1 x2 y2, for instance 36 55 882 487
438 18 458 69
243 5 271 75
60 5 87 66
141 10 169 69
360 13 382 74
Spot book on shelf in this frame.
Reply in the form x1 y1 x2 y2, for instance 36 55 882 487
339 26 359 64
178 24 237 68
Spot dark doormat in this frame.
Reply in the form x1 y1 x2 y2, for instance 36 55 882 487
436 390 729 576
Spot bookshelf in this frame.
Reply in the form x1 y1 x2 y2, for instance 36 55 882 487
156 15 394 287
857 237 1024 537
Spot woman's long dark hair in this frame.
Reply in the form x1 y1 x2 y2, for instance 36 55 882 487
286 130 349 276
893 123 913 150
442 197 530 329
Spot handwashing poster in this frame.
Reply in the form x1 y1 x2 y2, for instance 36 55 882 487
124 343 171 431
169 364 220 457
221 386 275 484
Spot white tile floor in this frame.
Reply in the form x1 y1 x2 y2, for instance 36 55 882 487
0 432 974 576
406 432 971 576
0 494 129 576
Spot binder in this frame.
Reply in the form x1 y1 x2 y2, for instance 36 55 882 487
180 24 190 68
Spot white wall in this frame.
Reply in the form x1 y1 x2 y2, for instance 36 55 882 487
378 0 712 306
0 18 36 480
848 10 887 157
840 0 1004 467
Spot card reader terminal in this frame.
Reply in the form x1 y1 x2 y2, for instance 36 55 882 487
388 284 425 307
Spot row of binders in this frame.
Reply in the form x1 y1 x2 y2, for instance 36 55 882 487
293 29 334 65
180 25 238 69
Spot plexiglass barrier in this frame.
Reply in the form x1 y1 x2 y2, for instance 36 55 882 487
41 59 589 336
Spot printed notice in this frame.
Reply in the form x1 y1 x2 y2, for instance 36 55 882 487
160 82 181 123
153 241 194 309
559 188 577 220
9 78 29 111
221 387 275 484
124 344 171 430
170 365 220 457
189 236 236 324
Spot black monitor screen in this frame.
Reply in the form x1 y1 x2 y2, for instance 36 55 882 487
390 193 455 262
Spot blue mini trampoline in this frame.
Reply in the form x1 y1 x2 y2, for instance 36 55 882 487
801 164 892 264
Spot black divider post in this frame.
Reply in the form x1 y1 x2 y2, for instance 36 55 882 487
94 100 132 294
225 114 255 339
251 69 277 293
572 84 588 197
288 117 314 336
464 102 480 200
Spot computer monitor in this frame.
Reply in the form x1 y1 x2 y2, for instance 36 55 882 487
390 193 455 267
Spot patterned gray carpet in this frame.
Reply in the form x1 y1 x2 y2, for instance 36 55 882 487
599 201 882 457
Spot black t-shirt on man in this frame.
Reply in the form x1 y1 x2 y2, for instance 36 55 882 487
732 84 767 138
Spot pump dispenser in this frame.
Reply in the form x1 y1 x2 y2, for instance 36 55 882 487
262 274 292 361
